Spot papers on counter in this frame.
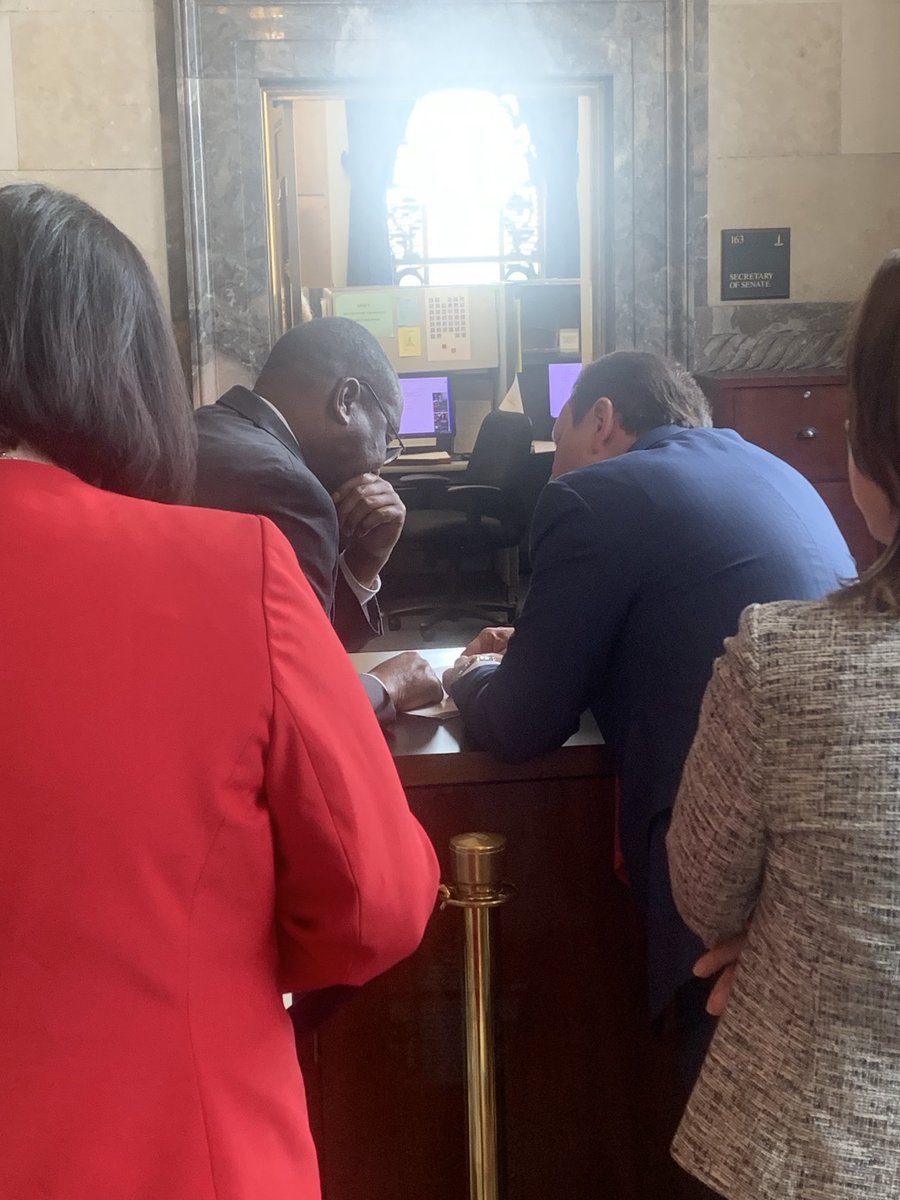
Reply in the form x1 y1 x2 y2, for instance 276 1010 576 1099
403 694 459 722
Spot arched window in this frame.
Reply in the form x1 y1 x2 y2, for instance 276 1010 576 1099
387 90 541 286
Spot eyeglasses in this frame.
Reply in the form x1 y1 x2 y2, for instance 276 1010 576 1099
359 380 405 465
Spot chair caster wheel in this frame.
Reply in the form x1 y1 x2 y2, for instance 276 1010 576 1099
387 616 401 632
420 627 436 642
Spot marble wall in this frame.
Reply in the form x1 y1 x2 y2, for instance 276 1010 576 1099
5 0 892 385
699 0 900 370
0 0 170 301
172 0 698 403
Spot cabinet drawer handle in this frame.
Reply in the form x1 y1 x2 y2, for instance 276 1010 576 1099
803 390 812 399
796 427 818 440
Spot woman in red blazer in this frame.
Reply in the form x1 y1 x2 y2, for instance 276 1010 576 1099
0 183 439 1200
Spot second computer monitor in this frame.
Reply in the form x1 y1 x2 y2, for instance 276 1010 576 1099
398 375 454 438
548 362 583 418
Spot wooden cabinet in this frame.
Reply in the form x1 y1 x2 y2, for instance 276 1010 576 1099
707 372 879 570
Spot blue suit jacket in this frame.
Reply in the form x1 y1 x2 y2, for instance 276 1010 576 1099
450 425 855 1016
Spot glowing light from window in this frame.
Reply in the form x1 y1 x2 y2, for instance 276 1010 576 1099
392 90 533 273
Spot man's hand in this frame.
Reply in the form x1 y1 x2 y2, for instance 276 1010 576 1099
442 652 503 693
462 626 515 656
333 474 406 588
442 627 512 690
369 652 443 713
693 931 747 1017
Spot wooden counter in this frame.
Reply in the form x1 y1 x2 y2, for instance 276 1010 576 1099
353 646 606 787
299 650 701 1200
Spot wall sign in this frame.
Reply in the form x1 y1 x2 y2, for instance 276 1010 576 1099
721 228 790 300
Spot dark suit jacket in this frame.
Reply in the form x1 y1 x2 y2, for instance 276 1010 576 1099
193 386 380 652
450 425 856 1017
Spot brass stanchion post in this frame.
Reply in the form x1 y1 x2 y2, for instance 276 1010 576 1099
440 832 515 1200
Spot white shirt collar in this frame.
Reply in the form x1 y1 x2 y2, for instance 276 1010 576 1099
252 390 297 444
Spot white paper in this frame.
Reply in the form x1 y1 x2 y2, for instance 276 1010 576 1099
403 695 459 721
499 376 524 413
426 290 472 363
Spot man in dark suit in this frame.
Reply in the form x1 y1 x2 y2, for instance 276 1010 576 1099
443 351 855 1081
194 317 441 718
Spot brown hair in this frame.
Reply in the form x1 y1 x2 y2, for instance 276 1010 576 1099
842 250 900 610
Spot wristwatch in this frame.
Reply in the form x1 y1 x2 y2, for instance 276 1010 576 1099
454 652 503 682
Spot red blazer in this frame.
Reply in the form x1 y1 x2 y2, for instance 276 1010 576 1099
0 461 439 1200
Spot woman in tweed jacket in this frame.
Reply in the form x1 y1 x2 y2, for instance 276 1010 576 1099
667 249 900 1200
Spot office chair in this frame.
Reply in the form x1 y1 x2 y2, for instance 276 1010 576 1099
386 410 534 639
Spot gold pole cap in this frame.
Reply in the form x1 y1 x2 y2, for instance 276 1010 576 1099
449 832 507 892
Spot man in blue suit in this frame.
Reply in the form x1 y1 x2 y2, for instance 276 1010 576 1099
444 351 854 1084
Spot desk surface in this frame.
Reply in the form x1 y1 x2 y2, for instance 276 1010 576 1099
382 458 467 477
351 646 608 787
383 440 555 476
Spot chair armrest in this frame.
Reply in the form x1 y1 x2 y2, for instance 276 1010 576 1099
397 473 453 485
394 473 454 509
442 484 504 519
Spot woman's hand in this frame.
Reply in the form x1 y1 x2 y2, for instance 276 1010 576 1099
693 931 747 1016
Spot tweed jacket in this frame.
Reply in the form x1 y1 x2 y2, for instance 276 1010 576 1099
668 595 900 1200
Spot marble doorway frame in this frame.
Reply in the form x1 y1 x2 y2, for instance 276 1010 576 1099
168 0 709 404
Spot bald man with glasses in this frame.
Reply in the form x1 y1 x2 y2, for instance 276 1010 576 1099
193 317 441 720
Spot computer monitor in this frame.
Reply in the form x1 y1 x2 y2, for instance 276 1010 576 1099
398 375 454 438
548 362 583 419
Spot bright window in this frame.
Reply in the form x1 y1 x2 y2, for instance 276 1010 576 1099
387 90 541 286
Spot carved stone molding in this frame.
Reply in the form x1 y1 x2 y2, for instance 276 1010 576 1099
699 330 847 373
694 300 851 373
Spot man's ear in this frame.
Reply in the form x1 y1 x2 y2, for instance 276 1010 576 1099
330 377 362 427
589 396 617 451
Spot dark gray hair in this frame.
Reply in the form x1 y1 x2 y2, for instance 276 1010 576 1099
569 351 712 433
0 183 195 502
257 316 400 404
